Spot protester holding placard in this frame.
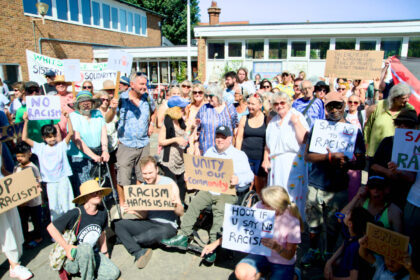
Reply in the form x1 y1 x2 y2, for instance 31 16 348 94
53 75 74 138
40 70 57 96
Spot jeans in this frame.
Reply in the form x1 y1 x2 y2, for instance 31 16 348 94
239 254 295 280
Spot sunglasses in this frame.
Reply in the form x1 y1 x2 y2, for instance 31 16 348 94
348 101 359 105
317 89 327 93
326 102 344 110
337 88 346 91
193 91 203 95
27 88 39 93
207 94 215 99
181 85 191 88
262 85 271 89
100 98 109 102
56 82 67 86
83 86 92 89
273 101 287 106
13 88 19 91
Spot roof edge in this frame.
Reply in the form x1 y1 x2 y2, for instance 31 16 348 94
115 0 166 18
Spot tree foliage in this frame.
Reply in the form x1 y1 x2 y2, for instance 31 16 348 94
125 0 200 45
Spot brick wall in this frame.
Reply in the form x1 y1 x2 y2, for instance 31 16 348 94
197 38 206 82
0 0 162 80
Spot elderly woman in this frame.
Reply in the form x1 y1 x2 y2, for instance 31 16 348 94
47 180 120 280
262 92 309 218
53 75 74 138
180 80 192 101
156 86 181 129
194 84 238 155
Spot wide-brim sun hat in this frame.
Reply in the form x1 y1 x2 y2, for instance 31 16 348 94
101 80 116 90
52 75 72 86
74 91 102 110
72 180 112 204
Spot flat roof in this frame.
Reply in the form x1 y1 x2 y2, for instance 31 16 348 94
93 46 198 59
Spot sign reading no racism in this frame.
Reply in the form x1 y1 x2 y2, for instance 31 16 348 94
26 96 61 121
124 184 175 211
391 128 420 172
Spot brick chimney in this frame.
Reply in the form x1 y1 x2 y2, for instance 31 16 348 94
208 1 221 25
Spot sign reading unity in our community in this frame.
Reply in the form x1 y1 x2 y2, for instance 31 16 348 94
222 204 275 256
26 96 61 121
124 184 175 211
391 128 420 172
0 122 24 142
183 154 235 195
366 222 410 261
106 50 133 76
0 168 40 214
309 119 358 158
324 50 384 80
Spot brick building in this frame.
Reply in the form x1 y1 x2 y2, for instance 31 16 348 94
0 0 163 84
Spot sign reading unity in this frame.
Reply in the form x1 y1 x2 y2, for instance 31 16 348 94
183 154 235 195
0 168 40 214
309 119 358 158
391 128 420 172
106 50 133 75
366 222 410 261
324 50 384 80
124 184 175 211
0 122 24 142
222 204 275 256
26 96 61 120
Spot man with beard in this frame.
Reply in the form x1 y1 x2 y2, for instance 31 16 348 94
301 91 365 267
223 71 240 105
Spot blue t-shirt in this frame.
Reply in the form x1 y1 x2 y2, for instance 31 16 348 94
333 237 360 277
292 97 325 128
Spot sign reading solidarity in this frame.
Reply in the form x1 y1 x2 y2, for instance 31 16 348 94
0 122 24 142
309 119 358 158
106 50 133 76
62 59 81 82
26 96 61 121
124 184 175 211
222 204 275 256
0 168 40 214
366 222 410 261
183 154 235 195
324 50 384 80
391 128 420 172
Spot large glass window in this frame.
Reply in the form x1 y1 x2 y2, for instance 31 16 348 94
291 41 306 57
150 62 158 83
139 62 148 77
23 0 38 14
310 39 329 59
102 4 110 28
245 40 264 59
228 42 242 57
160 62 169 83
269 40 287 59
134 14 141 34
92 1 100 26
81 0 91 25
170 61 179 81
70 0 79 21
381 38 402 58
335 39 356 50
111 7 118 30
40 0 52 16
120 10 126 31
127 12 133 33
141 15 147 35
359 41 376 50
208 42 225 59
408 37 420 58
56 0 68 20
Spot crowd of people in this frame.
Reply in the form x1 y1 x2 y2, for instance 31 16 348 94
0 60 419 280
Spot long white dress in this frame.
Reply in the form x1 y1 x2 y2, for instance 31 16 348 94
266 108 309 219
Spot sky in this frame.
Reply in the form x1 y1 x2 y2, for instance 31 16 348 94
198 0 420 24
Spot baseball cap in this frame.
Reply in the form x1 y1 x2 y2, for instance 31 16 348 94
45 70 56 77
24 81 39 90
167 96 189 108
324 91 345 106
120 76 130 86
215 125 232 137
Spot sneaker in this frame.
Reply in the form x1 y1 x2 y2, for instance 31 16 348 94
135 248 153 269
204 252 216 264
300 248 320 267
161 235 188 250
9 265 33 280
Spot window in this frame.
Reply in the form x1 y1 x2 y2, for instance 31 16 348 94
23 0 38 14
102 4 110 28
171 61 179 80
160 62 168 83
269 40 287 59
70 0 79 21
120 10 126 31
134 14 140 34
310 39 329 59
81 0 91 25
141 15 147 35
150 62 158 83
40 0 52 16
56 0 68 20
228 42 242 57
208 42 225 59
291 41 306 57
92 2 100 26
408 37 420 58
381 38 402 58
127 12 133 32
246 40 264 59
111 7 118 29
1 65 20 85
359 41 376 50
336 39 356 50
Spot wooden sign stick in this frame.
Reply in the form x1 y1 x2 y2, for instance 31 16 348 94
114 71 121 99
72 82 76 98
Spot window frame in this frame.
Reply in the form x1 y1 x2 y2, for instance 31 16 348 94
309 38 330 60
268 39 288 60
227 41 243 59
245 40 264 60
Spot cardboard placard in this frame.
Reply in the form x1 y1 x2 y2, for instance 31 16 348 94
324 50 384 80
62 59 81 82
26 96 61 120
124 184 175 211
0 168 40 214
391 128 420 172
106 50 133 75
183 154 235 195
366 222 409 261
222 204 275 256
0 122 24 142
309 119 358 158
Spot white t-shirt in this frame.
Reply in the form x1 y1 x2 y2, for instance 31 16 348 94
238 80 256 95
345 110 366 131
32 141 73 182
407 172 420 207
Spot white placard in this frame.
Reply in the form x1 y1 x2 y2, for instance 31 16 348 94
391 128 420 172
106 50 133 75
62 59 81 82
26 96 61 120
222 204 275 256
309 119 358 158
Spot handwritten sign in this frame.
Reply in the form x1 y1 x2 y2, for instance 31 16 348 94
324 50 384 80
366 222 409 261
106 50 133 75
222 204 275 256
124 184 174 211
62 59 81 82
184 154 235 195
0 168 40 214
309 119 358 158
26 96 61 121
391 128 420 172
0 122 24 142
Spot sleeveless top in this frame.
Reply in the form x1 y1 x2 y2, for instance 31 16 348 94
363 199 390 229
241 115 266 160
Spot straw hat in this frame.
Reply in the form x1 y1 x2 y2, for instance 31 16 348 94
72 180 112 204
52 75 72 86
101 80 115 90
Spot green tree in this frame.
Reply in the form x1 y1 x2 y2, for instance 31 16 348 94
125 0 200 45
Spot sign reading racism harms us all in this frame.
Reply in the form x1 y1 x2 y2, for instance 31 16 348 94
0 168 40 214
26 96 61 121
391 128 420 172
222 204 275 256
309 119 358 158
183 154 235 195
124 184 175 211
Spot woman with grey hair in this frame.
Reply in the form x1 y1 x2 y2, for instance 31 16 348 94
364 83 413 160
261 92 309 218
193 84 238 155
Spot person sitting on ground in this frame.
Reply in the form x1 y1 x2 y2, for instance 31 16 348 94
47 180 120 280
113 156 184 269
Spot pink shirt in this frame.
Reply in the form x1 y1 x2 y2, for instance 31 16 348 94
255 202 301 265
56 92 75 138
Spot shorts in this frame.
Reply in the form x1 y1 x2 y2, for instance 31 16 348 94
248 158 266 177
239 254 294 280
116 143 150 186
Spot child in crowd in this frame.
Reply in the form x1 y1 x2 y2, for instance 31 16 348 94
15 142 43 248
0 142 33 280
22 111 75 221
